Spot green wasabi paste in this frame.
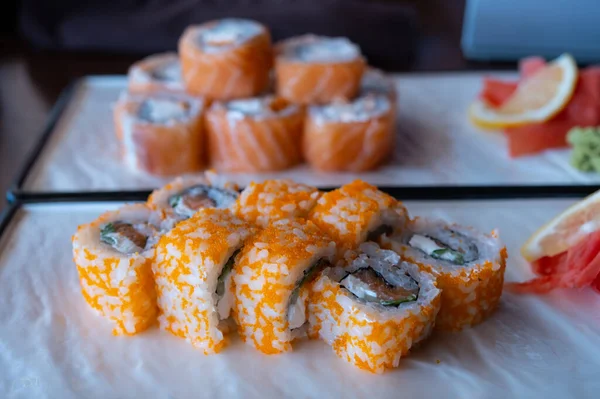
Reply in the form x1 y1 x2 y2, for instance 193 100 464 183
568 126 600 173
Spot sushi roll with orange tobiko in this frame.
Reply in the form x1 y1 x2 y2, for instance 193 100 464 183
72 204 163 335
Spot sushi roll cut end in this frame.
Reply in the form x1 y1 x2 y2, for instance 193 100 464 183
72 204 161 335
275 35 365 104
391 220 507 331
309 243 441 373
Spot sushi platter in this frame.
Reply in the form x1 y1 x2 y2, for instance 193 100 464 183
4 18 600 399
1 197 599 398
13 72 600 194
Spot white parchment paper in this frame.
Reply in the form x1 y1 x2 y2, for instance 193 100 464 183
22 74 600 192
1 200 599 398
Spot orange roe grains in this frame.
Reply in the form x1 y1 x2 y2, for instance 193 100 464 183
308 262 441 374
232 179 322 227
72 204 160 336
153 208 255 354
308 180 408 263
233 218 335 354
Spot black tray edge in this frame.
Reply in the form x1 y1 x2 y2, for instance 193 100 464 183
14 185 600 204
0 201 19 241
8 79 80 199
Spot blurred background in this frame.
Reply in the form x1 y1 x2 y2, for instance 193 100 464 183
1 0 598 205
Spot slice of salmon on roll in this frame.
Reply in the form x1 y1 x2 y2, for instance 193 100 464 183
275 35 366 105
148 172 239 229
303 93 395 172
127 52 184 95
205 96 304 172
72 204 163 335
179 19 272 100
113 92 205 176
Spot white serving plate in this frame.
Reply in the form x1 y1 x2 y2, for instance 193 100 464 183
1 199 599 398
20 73 600 192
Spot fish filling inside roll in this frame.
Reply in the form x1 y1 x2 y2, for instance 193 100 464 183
340 267 419 307
150 62 181 82
408 229 479 266
100 221 158 254
288 258 330 330
138 99 190 124
168 185 239 219
216 249 241 320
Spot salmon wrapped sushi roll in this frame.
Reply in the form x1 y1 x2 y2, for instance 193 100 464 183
113 92 205 176
72 204 163 335
308 243 441 374
127 52 184 95
179 19 272 100
233 218 336 354
154 208 255 354
232 179 321 227
304 93 394 172
382 218 507 331
205 96 304 172
275 35 366 104
148 172 239 229
309 180 408 264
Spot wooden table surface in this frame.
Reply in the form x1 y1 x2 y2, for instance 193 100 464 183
0 1 515 212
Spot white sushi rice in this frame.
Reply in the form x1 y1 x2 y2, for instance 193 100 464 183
197 19 263 53
138 98 190 124
128 52 184 92
309 94 391 123
394 218 504 277
219 96 300 121
278 34 362 63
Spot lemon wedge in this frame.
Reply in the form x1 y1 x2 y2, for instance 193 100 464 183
521 189 600 262
470 53 578 130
